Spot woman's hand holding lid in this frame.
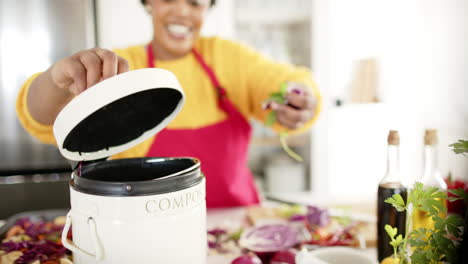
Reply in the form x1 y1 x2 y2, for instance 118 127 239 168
50 48 129 96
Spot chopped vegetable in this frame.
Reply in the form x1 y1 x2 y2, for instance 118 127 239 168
282 205 363 247
289 214 307 222
231 254 262 264
207 227 243 255
305 206 330 228
239 224 299 253
277 204 307 219
0 217 71 264
271 249 297 264
208 228 227 236
1 251 22 264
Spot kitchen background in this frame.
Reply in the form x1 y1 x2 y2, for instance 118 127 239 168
0 0 467 216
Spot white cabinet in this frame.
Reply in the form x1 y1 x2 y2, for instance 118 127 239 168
233 0 312 67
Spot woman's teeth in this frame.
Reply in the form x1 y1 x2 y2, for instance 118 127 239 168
168 24 190 37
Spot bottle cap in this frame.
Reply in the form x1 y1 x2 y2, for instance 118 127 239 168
387 130 400 145
424 129 438 146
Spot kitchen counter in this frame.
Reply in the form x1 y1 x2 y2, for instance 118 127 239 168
206 202 378 264
1 203 378 263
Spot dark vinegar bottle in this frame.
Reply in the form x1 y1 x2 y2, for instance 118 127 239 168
377 130 407 262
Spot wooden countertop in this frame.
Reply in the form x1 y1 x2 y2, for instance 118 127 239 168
1 201 378 263
206 204 378 263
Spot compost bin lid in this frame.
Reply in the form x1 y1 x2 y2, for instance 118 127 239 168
53 68 185 161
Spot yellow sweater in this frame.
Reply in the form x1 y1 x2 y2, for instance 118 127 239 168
16 37 321 159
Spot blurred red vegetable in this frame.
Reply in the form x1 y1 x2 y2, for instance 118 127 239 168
445 177 468 216
231 254 262 264
271 249 296 264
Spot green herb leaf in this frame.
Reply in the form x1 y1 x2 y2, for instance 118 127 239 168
433 215 445 231
271 93 286 103
409 227 429 248
448 196 463 202
395 234 403 245
265 111 277 127
407 182 424 205
410 183 447 217
408 237 426 248
448 188 468 203
445 214 464 237
411 250 430 264
420 199 440 216
229 228 243 241
444 240 459 263
385 194 406 212
432 231 452 260
449 140 468 155
385 224 404 261
411 227 429 237
390 240 399 248
385 224 397 238
279 82 289 96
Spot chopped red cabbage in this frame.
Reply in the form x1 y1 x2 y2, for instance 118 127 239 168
208 228 227 236
306 206 330 227
288 214 306 222
239 224 299 253
0 217 71 263
208 240 219 249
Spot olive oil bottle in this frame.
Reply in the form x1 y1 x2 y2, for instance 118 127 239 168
412 129 447 230
377 130 407 262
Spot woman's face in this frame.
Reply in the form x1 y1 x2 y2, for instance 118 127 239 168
148 0 210 59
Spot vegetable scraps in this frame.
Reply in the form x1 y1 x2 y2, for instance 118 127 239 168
231 254 262 264
239 224 300 253
384 139 468 264
0 217 72 264
238 223 300 264
270 249 297 264
207 227 243 255
263 82 303 162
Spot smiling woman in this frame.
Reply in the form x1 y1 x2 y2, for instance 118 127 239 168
143 0 214 60
16 0 322 208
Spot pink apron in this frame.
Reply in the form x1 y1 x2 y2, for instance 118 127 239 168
145 44 260 208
